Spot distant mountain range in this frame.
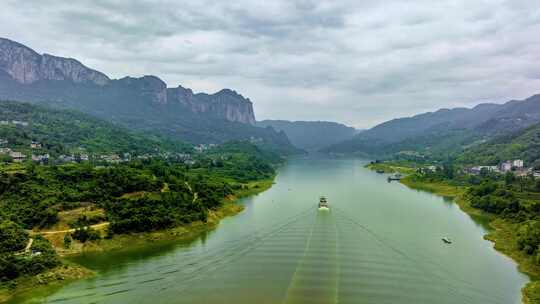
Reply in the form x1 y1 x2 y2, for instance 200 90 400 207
0 38 299 155
257 120 358 150
324 94 540 158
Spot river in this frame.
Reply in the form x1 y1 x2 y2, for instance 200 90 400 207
9 157 527 303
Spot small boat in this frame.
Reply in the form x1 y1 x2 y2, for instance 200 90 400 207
442 237 452 244
376 169 385 174
387 173 402 181
318 196 329 210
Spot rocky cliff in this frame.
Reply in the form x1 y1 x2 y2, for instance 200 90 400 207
167 87 255 124
0 38 110 85
0 37 256 125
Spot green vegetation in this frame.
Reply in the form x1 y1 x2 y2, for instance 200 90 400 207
0 98 285 300
0 101 192 158
458 122 540 168
365 161 417 175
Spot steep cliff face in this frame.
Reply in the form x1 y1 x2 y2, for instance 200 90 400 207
0 37 298 153
0 38 109 85
0 37 256 125
167 87 256 125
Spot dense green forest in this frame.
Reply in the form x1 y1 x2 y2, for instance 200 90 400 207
457 122 540 168
0 101 191 157
0 142 278 283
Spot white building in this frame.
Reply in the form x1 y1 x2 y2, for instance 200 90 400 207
513 159 524 168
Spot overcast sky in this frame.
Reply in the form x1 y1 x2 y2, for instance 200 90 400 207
1 1 540 128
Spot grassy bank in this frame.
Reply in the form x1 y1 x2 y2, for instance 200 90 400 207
397 174 540 303
0 263 93 303
365 162 417 175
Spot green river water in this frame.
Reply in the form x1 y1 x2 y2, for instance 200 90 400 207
9 157 528 303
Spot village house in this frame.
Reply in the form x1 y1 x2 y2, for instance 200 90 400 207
500 161 513 172
513 159 524 168
0 138 7 146
0 120 8 125
101 154 121 163
0 147 12 154
32 154 50 163
466 166 498 175
499 159 524 172
12 120 29 127
79 154 89 161
9 151 26 162
30 141 42 149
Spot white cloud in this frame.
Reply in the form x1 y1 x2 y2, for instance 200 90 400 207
1 0 540 128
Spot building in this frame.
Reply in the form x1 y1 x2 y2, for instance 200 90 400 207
500 161 513 172
9 151 26 162
513 159 524 168
31 154 50 163
12 120 29 127
467 166 498 175
426 165 438 172
30 141 42 149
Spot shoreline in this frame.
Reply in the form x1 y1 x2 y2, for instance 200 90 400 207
366 163 539 304
0 177 275 303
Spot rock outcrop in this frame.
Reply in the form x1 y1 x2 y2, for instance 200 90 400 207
0 38 109 85
0 37 256 125
168 87 256 125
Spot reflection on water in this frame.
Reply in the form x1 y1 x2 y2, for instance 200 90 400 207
9 157 528 304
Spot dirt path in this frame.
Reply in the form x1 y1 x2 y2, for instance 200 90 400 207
33 222 110 235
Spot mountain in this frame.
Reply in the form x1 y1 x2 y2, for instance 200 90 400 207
0 38 298 154
457 122 540 167
257 120 358 150
0 100 190 157
324 94 540 157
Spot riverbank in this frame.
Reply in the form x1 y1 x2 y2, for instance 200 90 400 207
366 163 540 303
0 263 93 303
0 177 275 303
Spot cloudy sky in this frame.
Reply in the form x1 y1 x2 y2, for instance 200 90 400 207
2 0 540 128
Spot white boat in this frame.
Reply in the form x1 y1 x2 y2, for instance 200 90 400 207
318 196 329 210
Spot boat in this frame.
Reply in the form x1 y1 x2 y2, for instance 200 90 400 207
387 173 402 181
376 169 385 174
318 196 329 210
442 237 452 244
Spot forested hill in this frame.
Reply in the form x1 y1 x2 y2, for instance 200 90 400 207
0 100 191 157
457 122 540 168
324 93 540 158
0 38 299 155
257 120 358 150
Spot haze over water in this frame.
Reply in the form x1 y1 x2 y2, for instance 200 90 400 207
10 157 527 304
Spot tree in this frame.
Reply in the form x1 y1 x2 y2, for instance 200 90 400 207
505 172 515 186
0 220 29 254
63 233 72 249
